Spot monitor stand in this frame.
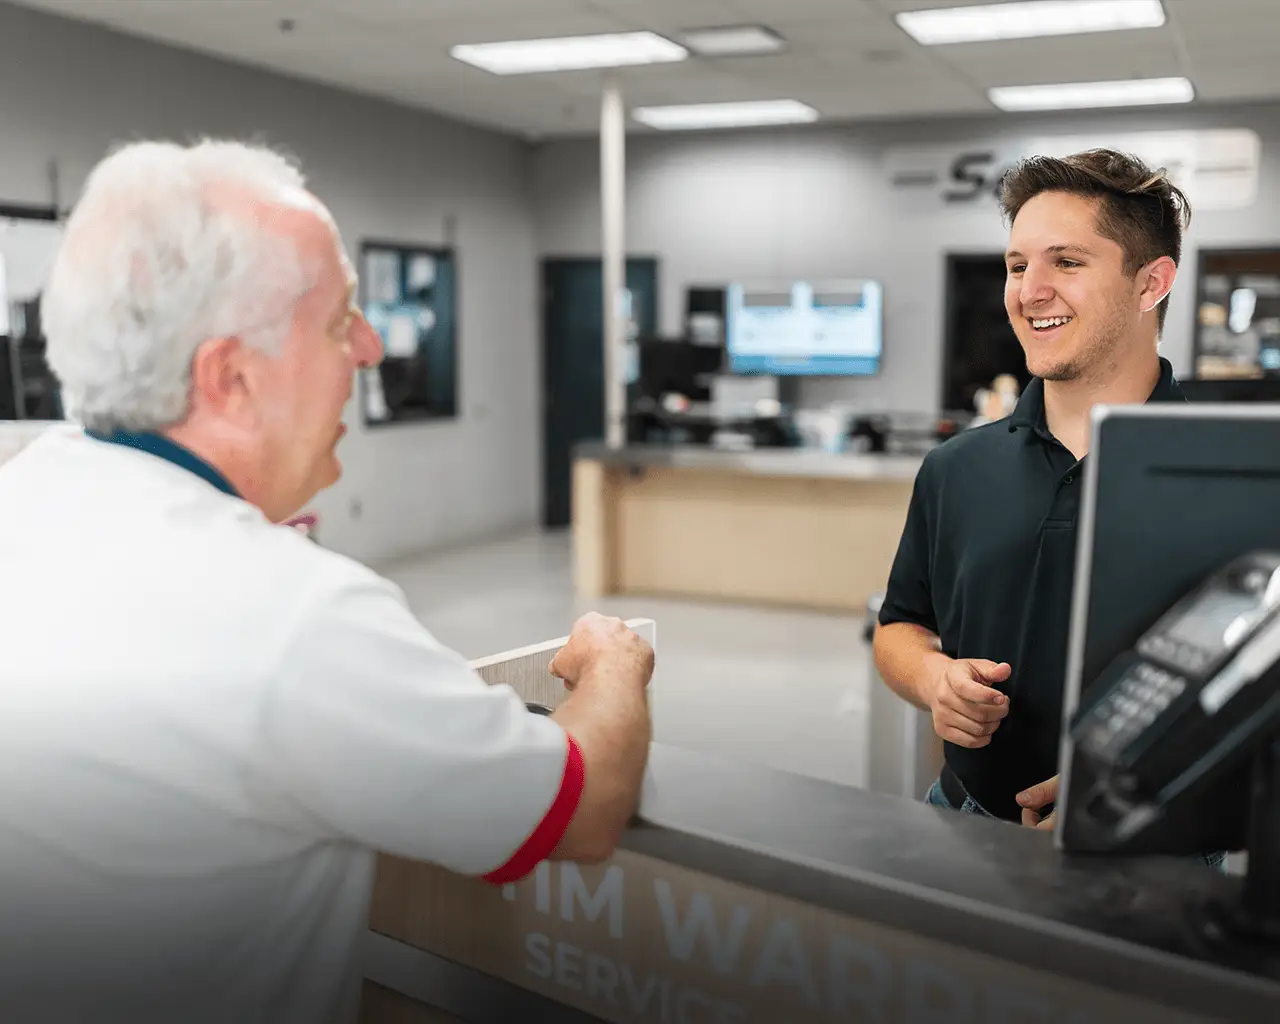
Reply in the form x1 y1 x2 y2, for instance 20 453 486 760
1230 735 1280 941
1201 735 1280 957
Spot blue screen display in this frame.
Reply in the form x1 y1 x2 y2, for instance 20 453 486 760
726 280 883 376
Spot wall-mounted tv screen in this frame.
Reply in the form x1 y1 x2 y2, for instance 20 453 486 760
726 280 883 376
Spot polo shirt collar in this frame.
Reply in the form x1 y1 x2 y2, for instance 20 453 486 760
1008 355 1182 440
87 429 241 498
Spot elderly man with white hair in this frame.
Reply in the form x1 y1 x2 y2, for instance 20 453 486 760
0 139 653 1023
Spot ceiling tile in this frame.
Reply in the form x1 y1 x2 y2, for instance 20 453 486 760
875 0 1029 11
309 0 587 21
728 0 883 19
5 0 1280 138
938 34 1186 88
1165 0 1279 22
814 87 991 120
582 0 748 34
394 12 632 48
1186 70 1280 103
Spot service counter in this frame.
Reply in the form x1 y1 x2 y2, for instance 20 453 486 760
572 443 923 612
358 623 1280 1024
361 742 1279 1024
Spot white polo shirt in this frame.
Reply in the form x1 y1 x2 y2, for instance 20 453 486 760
0 427 583 1023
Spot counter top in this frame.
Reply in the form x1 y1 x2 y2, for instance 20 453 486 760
627 743 1279 1021
574 441 925 482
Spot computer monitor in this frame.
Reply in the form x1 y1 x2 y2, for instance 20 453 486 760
1179 377 1280 403
636 336 722 403
1056 404 1280 941
725 280 882 376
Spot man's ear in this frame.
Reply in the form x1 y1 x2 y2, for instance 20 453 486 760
188 336 251 416
1139 256 1177 314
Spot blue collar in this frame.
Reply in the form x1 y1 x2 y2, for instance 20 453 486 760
87 429 241 498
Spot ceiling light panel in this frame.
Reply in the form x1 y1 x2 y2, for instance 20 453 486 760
897 0 1167 46
678 25 785 57
451 32 687 75
632 100 819 131
988 76 1194 110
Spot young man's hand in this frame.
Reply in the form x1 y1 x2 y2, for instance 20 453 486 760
926 658 1011 748
1017 774 1060 829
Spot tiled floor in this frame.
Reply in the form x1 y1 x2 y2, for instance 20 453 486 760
377 529 874 789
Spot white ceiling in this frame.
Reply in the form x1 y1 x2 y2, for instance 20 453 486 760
6 0 1280 138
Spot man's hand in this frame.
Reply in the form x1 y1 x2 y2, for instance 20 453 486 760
926 658 1011 749
547 614 654 865
549 612 654 690
1017 774 1060 830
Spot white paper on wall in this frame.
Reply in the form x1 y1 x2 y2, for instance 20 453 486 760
363 250 401 305
362 368 389 421
0 217 64 303
385 315 419 358
406 255 436 292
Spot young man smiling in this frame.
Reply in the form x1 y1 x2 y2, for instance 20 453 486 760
874 149 1190 827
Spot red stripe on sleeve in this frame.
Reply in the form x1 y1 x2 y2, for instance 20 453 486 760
483 734 585 885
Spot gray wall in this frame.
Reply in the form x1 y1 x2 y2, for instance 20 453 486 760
0 2 539 566
534 103 1280 414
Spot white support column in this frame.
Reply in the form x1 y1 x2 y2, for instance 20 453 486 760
600 76 627 448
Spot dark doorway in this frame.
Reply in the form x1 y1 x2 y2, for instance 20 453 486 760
541 257 658 529
2 206 64 421
942 254 1027 414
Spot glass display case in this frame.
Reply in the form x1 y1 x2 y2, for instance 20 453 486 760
1193 248 1280 379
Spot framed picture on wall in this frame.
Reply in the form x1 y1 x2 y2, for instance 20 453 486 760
357 239 458 426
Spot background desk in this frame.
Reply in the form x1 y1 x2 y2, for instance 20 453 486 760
572 443 923 612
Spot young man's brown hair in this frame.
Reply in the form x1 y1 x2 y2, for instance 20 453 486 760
998 149 1191 332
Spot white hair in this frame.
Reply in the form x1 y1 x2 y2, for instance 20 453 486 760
42 138 324 433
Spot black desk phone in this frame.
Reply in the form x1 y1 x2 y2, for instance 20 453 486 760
1070 551 1280 826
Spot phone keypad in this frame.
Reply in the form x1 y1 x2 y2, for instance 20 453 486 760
1141 635 1209 674
1084 664 1187 760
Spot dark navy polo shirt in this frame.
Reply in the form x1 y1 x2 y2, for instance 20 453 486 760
87 429 240 498
878 357 1185 821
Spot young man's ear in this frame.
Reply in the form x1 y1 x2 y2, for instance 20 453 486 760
1139 256 1177 314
